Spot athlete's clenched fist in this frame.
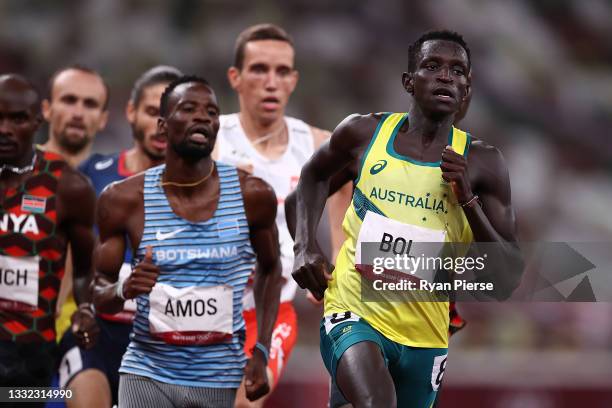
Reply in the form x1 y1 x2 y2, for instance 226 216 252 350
121 245 160 299
292 249 334 301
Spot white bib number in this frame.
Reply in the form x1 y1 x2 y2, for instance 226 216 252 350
0 255 39 311
355 211 446 282
431 354 448 391
149 283 233 345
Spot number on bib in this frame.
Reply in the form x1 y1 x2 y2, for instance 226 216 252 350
431 354 448 391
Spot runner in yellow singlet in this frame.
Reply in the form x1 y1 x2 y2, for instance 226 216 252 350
291 30 524 408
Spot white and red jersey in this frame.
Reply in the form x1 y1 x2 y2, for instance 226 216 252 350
216 113 315 309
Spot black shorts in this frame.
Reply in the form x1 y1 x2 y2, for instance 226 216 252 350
58 317 132 405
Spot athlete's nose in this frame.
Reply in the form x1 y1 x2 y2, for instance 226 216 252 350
264 72 279 90
192 107 212 124
437 66 452 83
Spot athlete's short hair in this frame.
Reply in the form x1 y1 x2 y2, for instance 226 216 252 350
233 23 294 70
0 73 41 113
47 64 110 110
408 30 471 73
159 75 212 118
130 65 183 107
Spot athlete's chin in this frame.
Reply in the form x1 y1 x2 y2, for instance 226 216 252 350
173 141 213 160
425 103 459 119
258 108 283 123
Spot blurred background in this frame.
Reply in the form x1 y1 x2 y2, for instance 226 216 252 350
2 0 612 406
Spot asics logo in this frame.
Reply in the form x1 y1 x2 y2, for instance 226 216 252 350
155 227 188 241
369 160 388 175
94 158 114 171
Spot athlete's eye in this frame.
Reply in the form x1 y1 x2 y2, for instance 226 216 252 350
277 67 292 77
180 104 195 113
10 112 28 124
250 64 268 74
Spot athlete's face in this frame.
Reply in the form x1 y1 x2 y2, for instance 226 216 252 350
0 77 41 165
127 83 168 160
159 83 220 160
42 69 108 153
228 40 298 125
405 40 470 118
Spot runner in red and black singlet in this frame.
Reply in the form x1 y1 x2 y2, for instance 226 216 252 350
1 148 71 342
0 74 98 404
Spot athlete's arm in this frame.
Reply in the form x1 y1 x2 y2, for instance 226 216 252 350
241 173 282 401
56 167 98 348
93 176 158 313
285 166 354 241
441 142 524 299
311 126 353 261
292 114 375 300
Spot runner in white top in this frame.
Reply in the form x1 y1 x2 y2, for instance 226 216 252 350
213 23 351 408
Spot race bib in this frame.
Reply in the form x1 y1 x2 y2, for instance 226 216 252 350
0 255 39 311
149 283 233 345
355 211 446 283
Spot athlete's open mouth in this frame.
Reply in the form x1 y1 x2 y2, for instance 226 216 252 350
432 88 455 100
150 134 167 150
261 96 280 110
187 125 211 144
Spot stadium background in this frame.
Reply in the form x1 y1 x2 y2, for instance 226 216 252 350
2 1 612 407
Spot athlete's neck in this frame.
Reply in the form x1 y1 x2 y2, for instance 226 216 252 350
42 138 91 167
163 152 215 195
124 146 163 174
238 111 288 158
407 105 454 146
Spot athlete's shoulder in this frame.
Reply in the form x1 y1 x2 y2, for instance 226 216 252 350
337 112 386 134
98 171 145 210
56 165 96 221
466 137 510 188
328 113 385 152
237 169 277 228
468 137 506 162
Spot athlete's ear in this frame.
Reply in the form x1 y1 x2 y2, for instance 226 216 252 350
288 69 299 95
41 99 52 122
227 66 241 90
402 72 414 95
125 100 136 125
464 70 472 100
97 109 109 132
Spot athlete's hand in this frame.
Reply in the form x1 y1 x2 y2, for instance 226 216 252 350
122 246 160 299
71 305 99 350
244 347 270 401
306 290 324 305
292 249 334 301
441 145 473 204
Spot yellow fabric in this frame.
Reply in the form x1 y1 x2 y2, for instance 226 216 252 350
324 113 473 348
55 294 76 341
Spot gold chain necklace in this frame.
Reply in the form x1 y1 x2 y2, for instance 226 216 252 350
159 163 215 188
